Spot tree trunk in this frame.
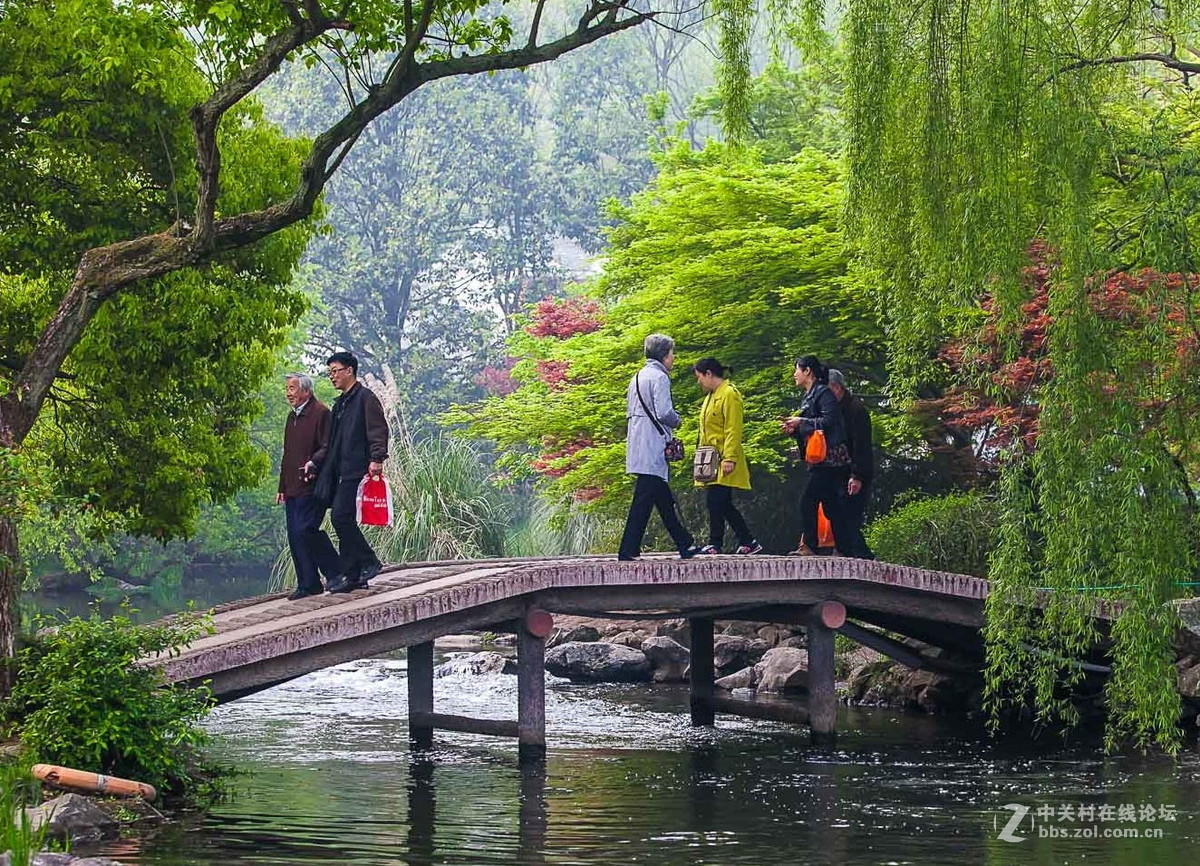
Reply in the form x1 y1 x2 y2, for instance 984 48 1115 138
0 515 18 698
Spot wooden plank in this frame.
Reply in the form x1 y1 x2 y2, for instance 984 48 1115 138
807 602 837 745
707 695 811 725
408 642 434 750
517 623 547 761
413 711 520 738
689 617 715 727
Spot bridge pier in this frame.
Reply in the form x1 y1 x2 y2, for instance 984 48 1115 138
807 600 844 746
517 609 551 762
688 617 715 726
407 641 435 750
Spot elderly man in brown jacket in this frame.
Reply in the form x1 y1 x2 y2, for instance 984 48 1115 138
279 373 341 599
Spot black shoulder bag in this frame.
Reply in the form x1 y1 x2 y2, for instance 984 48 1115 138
635 373 685 461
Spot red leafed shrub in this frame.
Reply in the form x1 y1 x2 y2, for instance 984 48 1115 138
531 437 593 478
927 242 1200 471
525 297 602 338
536 359 571 390
475 358 518 396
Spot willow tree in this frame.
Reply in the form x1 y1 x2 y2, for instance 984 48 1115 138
826 0 1200 748
0 0 688 693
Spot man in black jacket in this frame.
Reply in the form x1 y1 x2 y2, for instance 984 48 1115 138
314 351 390 593
828 370 875 559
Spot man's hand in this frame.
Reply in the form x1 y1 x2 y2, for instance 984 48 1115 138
276 493 285 505
368 461 383 478
302 460 316 481
848 477 863 496
721 459 736 476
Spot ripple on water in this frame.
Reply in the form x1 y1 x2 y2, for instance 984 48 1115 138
89 657 1200 865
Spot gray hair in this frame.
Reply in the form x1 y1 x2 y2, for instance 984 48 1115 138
284 372 315 395
643 333 675 362
827 369 846 389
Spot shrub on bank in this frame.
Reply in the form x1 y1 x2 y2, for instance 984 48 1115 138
865 491 999 577
2 609 220 800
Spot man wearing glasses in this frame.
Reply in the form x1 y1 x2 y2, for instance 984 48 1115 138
313 351 389 593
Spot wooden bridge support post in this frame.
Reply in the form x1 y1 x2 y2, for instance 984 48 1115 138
808 601 845 746
408 641 435 750
689 617 715 726
518 608 553 763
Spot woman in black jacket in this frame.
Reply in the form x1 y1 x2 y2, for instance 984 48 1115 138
782 355 852 556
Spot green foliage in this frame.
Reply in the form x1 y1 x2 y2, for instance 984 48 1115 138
0 757 48 866
865 492 999 578
455 145 884 514
4 609 219 798
827 0 1200 749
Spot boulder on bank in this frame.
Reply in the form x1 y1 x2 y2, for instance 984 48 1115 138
755 647 809 694
605 630 648 649
435 651 515 677
641 636 690 682
545 641 652 682
656 619 691 647
30 855 124 866
25 793 118 842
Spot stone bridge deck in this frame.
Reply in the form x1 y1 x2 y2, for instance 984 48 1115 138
161 554 991 702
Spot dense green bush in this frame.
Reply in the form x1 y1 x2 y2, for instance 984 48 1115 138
866 491 999 577
3 609 218 799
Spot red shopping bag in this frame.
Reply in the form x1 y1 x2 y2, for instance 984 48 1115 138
356 475 394 527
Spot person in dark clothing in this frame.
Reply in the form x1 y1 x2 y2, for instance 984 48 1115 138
313 351 390 593
279 373 341 599
828 369 876 560
782 355 853 556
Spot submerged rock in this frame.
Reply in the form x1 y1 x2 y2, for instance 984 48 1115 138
434 651 515 677
546 641 652 683
25 793 118 842
715 665 758 691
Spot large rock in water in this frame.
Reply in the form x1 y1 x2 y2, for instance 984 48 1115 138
435 651 515 677
714 635 768 676
25 793 118 842
715 665 758 691
640 636 690 683
546 641 652 682
755 647 809 693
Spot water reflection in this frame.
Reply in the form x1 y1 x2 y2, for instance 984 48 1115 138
86 658 1200 865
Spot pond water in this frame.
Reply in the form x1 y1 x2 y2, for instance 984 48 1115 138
83 655 1200 865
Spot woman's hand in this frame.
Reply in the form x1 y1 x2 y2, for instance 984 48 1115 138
781 416 800 434
721 459 736 476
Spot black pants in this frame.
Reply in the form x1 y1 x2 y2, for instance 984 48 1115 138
799 465 853 555
618 474 694 559
705 485 753 549
330 477 382 579
839 482 875 559
285 495 340 592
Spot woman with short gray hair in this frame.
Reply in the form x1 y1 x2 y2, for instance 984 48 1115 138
617 334 699 561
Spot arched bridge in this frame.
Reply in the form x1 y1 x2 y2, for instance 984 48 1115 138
157 555 1016 756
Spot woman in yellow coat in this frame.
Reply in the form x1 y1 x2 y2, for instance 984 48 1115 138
692 358 762 554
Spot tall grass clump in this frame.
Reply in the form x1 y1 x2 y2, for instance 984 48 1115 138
0 757 47 865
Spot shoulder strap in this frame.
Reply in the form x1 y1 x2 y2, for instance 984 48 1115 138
634 371 667 437
697 391 713 449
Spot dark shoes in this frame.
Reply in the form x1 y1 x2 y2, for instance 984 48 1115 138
679 545 702 560
359 561 382 585
617 555 639 561
287 587 323 601
326 574 365 594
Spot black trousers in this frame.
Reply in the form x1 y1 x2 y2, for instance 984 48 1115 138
799 465 853 555
618 474 695 559
330 477 382 578
705 484 753 549
840 482 875 559
285 494 340 592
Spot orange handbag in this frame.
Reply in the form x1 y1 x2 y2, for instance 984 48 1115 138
805 429 827 464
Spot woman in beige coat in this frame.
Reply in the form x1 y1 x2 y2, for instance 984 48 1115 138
692 358 762 554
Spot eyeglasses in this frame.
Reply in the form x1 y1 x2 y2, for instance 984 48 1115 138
327 366 351 377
